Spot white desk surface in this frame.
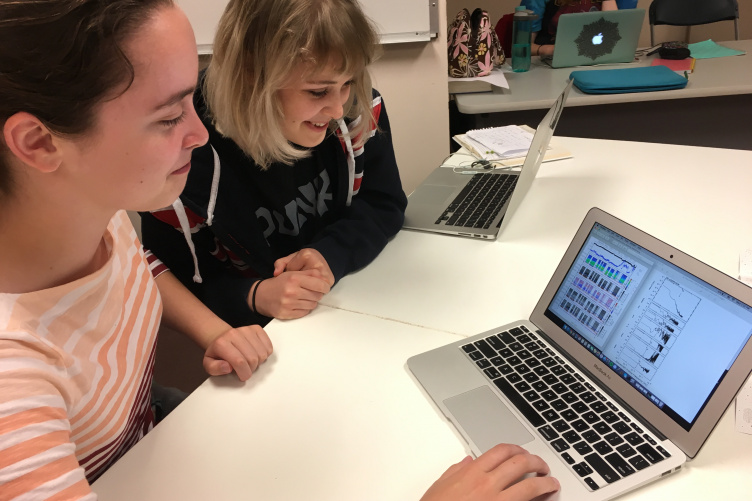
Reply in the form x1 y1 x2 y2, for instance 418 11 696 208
451 40 752 113
323 137 752 336
93 138 752 500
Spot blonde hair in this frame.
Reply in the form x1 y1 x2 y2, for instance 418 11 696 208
204 0 381 168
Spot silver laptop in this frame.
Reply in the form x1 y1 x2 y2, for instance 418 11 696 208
546 9 645 68
402 80 572 240
408 207 752 500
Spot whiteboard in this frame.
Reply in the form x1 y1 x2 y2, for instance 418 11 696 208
176 0 433 53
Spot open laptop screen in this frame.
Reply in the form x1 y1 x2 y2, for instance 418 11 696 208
543 222 752 431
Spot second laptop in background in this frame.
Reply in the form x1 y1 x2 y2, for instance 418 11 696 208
403 79 572 240
545 8 645 68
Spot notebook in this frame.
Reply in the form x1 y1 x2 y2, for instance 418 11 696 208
402 80 572 240
408 207 752 500
545 9 646 69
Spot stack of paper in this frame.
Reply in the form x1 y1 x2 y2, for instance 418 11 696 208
463 125 534 161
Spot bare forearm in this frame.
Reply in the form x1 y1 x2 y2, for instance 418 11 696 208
155 271 232 350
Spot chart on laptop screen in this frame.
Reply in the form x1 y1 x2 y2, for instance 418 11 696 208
547 223 752 428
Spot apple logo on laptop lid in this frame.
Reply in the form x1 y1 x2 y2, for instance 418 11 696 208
575 17 621 59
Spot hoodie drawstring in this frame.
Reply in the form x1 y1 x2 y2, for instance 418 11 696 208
171 145 222 283
336 118 355 207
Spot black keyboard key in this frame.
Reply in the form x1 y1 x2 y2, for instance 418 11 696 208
533 399 550 411
624 432 644 446
580 392 597 403
629 455 651 471
569 382 586 394
571 401 589 414
532 381 547 392
541 390 557 401
486 335 505 351
506 356 522 366
573 441 593 455
509 342 523 352
468 351 484 361
551 399 568 411
526 358 541 368
552 419 570 432
507 373 522 383
573 462 593 477
636 443 664 464
509 327 524 336
542 374 558 385
584 453 620 484
644 434 657 445
592 422 611 434
499 348 513 358
616 444 636 457
542 409 559 422
523 372 539 383
613 422 631 434
604 432 624 446
561 392 579 404
517 350 532 359
538 425 559 441
605 452 636 477
582 430 600 443
561 409 578 421
489 356 504 367
594 441 613 455
561 452 575 465
631 423 644 434
462 344 476 353
534 366 550 376
483 367 501 379
559 374 575 385
492 377 544 427
584 477 599 490
474 340 497 358
590 401 607 413
572 419 590 432
551 438 570 452
498 331 515 344
551 383 567 393
516 364 531 374
498 364 514 375
514 381 531 392
563 430 581 444
601 411 619 423
523 390 539 402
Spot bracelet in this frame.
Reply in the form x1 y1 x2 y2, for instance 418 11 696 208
251 278 266 313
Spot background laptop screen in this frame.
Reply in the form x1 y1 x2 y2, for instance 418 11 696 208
543 223 752 431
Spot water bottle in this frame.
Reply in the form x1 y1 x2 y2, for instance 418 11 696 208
511 7 537 73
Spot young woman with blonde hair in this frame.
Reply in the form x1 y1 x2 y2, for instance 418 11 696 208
140 0 408 327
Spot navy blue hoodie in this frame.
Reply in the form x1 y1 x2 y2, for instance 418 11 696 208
140 86 407 327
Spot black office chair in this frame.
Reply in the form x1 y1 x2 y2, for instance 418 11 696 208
649 0 739 46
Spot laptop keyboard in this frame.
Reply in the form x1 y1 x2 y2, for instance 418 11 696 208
436 173 517 228
461 325 673 491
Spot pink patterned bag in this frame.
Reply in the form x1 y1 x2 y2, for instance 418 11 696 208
448 8 505 78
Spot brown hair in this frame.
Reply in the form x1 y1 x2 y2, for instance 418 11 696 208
0 0 174 199
204 0 381 169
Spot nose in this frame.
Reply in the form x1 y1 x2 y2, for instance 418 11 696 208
324 87 349 120
183 106 209 150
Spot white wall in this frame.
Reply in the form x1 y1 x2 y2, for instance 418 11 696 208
368 1 450 194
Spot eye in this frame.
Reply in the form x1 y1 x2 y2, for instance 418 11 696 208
160 111 186 128
308 89 328 98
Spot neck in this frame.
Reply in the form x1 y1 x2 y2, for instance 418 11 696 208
0 185 114 294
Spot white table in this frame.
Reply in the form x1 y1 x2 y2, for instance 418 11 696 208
93 138 752 500
449 40 752 150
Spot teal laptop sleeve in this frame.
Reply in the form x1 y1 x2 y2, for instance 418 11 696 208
569 65 688 94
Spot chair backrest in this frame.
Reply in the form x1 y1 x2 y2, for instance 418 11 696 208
649 0 739 45
494 13 514 60
650 0 738 26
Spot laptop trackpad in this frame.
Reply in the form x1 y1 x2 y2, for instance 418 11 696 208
444 386 534 454
409 185 456 206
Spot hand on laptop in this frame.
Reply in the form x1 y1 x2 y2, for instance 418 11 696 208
420 443 560 501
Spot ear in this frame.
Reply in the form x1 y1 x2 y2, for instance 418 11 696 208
3 112 64 173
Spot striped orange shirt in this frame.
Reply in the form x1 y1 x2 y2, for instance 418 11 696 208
0 211 161 500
